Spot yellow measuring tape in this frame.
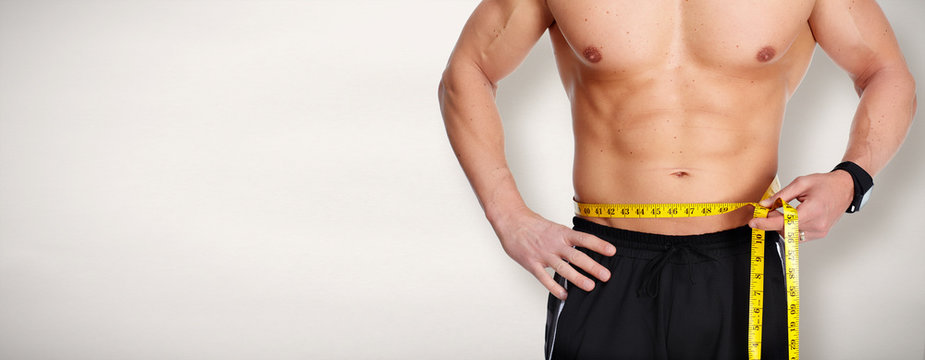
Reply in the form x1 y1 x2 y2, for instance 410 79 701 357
574 183 800 360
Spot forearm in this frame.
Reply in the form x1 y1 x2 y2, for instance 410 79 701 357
439 62 530 225
843 67 917 175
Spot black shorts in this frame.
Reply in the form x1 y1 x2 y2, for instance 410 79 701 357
545 217 788 360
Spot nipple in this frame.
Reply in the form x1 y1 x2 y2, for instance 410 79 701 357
583 46 603 63
756 46 776 62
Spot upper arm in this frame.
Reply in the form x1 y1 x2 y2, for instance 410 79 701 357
808 0 911 90
444 0 555 86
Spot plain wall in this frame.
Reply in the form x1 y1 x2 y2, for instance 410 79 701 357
0 0 922 359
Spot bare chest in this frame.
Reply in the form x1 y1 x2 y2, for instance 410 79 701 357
546 0 816 70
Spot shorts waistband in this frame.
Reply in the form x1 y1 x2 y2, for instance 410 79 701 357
572 216 758 252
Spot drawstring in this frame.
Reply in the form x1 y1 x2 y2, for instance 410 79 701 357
638 247 677 297
637 244 718 298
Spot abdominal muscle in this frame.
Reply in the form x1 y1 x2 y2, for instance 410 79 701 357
571 81 784 235
544 0 816 236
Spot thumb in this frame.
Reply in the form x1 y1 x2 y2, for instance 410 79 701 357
758 195 778 209
749 211 784 231
759 177 808 208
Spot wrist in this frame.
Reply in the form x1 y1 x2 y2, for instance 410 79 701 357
485 201 531 228
830 169 855 209
831 161 875 213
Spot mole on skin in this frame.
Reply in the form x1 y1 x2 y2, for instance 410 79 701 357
756 46 776 62
583 46 603 63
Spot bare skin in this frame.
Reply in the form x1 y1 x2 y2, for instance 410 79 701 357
438 0 915 300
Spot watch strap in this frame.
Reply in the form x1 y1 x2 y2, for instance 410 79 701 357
832 161 874 213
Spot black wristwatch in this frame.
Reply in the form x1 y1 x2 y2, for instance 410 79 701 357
831 161 874 213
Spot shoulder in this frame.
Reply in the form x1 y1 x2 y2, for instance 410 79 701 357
808 0 908 79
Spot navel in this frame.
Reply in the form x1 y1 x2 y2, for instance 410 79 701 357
583 46 603 63
670 171 690 178
756 46 776 62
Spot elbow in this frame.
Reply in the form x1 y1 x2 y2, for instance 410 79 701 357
437 73 448 109
440 60 497 95
853 61 914 94
438 66 462 105
895 69 917 119
438 65 455 101
437 68 457 116
855 66 917 108
438 61 497 117
909 73 918 118
438 65 468 125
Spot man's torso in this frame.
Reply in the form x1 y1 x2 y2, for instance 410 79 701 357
545 0 818 234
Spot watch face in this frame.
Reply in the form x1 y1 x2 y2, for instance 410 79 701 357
859 188 872 210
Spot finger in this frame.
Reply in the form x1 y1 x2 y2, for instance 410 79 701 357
571 232 616 257
749 211 785 231
758 193 780 209
760 177 810 208
549 257 596 292
563 247 611 282
530 264 567 300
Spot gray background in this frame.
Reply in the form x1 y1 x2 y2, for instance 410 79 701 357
1 0 922 359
